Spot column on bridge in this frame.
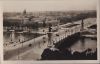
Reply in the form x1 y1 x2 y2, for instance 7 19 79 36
74 26 78 33
66 28 70 36
76 25 81 33
69 28 72 36
10 31 15 43
71 27 75 34
65 28 68 37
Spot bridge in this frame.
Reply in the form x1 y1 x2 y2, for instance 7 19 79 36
4 18 96 60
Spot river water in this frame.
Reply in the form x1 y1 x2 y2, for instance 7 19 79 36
4 31 97 52
70 37 97 54
3 31 43 46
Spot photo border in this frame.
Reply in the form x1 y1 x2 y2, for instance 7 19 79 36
0 0 99 64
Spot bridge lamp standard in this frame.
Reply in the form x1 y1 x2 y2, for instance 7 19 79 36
65 28 68 37
79 13 88 32
47 23 55 47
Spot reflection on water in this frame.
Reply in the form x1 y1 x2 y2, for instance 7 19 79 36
70 37 97 53
41 36 97 60
3 31 42 45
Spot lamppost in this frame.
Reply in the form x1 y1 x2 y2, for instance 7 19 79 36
81 19 84 32
47 23 53 47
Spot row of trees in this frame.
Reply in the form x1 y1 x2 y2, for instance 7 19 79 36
58 11 96 24
3 11 96 30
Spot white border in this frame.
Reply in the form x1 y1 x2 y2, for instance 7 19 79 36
0 1 3 64
0 0 99 64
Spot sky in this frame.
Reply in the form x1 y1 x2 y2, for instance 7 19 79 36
2 0 97 12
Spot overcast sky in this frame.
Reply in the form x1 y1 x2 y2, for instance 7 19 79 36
2 0 97 12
